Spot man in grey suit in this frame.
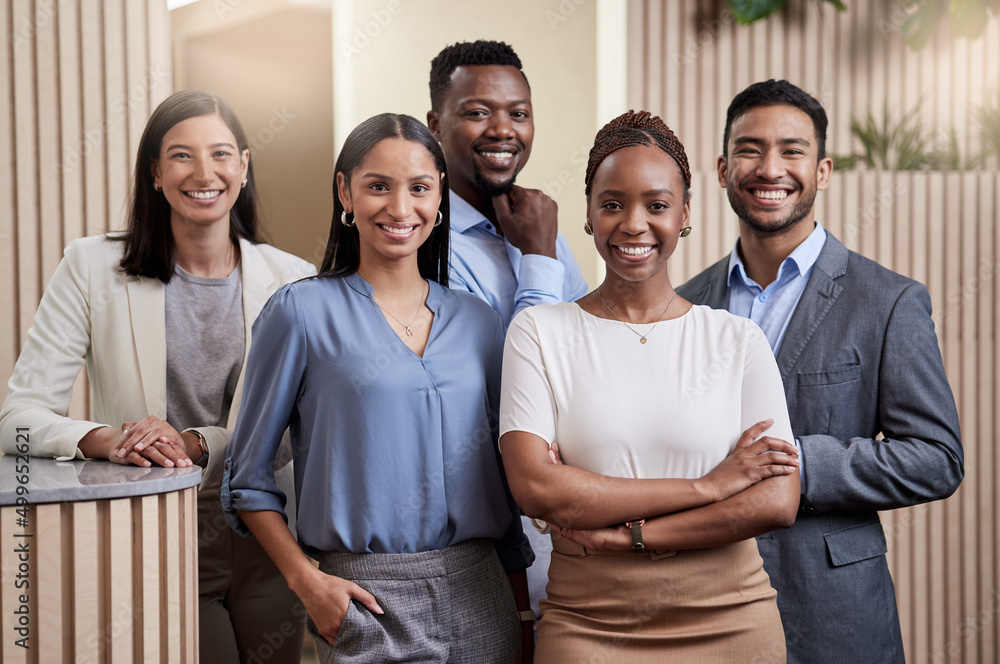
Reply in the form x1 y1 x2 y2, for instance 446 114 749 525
677 79 963 663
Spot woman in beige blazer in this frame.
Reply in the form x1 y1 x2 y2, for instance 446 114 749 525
0 90 315 663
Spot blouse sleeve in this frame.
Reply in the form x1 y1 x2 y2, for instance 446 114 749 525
499 309 557 446
740 320 794 445
0 240 105 459
221 284 308 536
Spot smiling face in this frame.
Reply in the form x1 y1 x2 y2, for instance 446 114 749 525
426 64 533 207
719 103 832 236
337 138 443 269
151 114 249 232
587 145 690 286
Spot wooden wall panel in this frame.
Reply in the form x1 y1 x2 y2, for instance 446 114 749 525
630 3 999 660
0 0 171 427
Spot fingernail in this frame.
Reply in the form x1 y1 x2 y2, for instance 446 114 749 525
374 605 384 615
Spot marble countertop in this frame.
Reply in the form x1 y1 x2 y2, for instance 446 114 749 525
0 454 201 505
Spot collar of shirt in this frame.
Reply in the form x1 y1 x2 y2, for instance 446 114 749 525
344 270 443 314
726 222 827 292
724 222 827 353
450 190 499 236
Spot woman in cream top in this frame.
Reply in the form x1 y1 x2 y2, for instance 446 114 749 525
499 111 801 663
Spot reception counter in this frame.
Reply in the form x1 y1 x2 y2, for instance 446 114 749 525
0 455 201 663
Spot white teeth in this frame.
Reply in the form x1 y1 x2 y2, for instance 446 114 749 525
480 151 513 160
380 225 416 235
616 245 653 256
753 190 788 200
185 190 222 199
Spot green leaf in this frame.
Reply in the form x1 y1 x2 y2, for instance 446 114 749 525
949 0 989 39
822 0 848 10
727 0 787 25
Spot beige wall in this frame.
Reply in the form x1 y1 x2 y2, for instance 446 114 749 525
628 1 1000 662
171 0 335 268
332 0 619 287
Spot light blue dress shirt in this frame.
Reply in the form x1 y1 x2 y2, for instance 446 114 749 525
725 223 828 353
724 222 828 490
221 272 532 571
448 191 590 324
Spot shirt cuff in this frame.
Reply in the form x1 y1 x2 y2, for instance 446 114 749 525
515 254 567 309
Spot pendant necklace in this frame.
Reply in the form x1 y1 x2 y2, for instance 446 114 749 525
598 286 676 344
376 281 427 337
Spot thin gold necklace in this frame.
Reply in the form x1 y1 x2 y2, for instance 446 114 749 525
375 281 427 337
598 286 676 344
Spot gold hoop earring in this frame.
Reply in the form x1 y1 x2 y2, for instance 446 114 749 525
584 222 593 236
679 226 692 238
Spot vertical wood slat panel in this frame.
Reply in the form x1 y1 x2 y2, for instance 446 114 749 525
34 503 64 663
0 0 172 430
73 500 100 663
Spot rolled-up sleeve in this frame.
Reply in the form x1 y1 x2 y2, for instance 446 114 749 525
222 284 308 536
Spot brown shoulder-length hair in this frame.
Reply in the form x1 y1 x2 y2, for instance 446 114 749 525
116 90 263 282
319 113 450 286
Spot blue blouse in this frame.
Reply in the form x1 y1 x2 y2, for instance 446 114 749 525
221 272 532 571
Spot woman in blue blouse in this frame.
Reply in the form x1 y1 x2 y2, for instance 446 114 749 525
222 113 532 663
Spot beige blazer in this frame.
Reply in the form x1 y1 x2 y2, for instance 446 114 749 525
0 234 316 493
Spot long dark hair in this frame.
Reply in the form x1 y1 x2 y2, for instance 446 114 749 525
320 113 450 286
117 90 263 282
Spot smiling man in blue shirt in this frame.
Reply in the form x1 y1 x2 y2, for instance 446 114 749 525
426 39 589 634
426 40 588 324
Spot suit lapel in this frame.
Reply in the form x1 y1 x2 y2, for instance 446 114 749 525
227 240 275 428
774 233 849 382
683 256 730 309
126 277 168 417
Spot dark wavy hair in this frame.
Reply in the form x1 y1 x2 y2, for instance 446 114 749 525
319 113 450 286
723 79 828 159
117 90 262 282
429 40 527 112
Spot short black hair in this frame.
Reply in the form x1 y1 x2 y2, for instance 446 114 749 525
429 40 527 112
723 79 828 159
320 113 450 286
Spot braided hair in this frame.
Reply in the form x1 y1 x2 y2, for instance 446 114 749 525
585 110 691 203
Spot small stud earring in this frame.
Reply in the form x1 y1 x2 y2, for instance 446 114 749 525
153 182 161 192
584 222 593 236
679 226 692 237
241 178 248 188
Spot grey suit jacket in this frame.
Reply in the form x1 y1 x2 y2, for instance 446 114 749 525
677 231 963 664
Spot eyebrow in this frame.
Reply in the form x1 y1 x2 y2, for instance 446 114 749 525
165 142 237 151
733 136 812 148
598 188 675 198
460 98 531 107
359 172 436 181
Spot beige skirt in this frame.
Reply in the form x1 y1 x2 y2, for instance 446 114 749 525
536 535 786 663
